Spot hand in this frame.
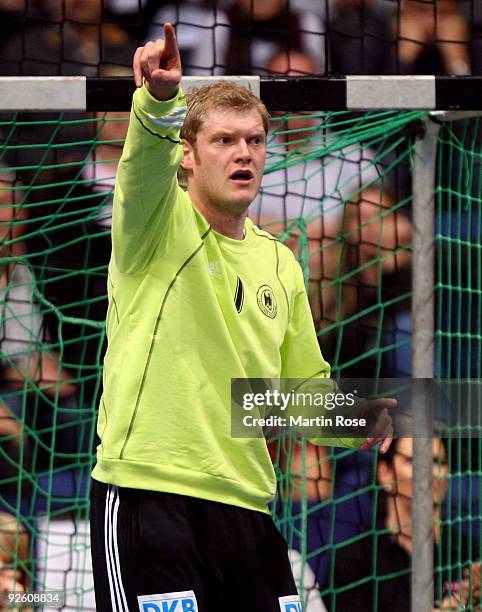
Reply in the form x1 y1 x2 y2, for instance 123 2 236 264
357 398 396 454
0 568 27 612
434 591 469 612
461 562 481 608
133 23 182 101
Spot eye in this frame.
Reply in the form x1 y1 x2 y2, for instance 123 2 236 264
218 136 231 145
251 135 265 145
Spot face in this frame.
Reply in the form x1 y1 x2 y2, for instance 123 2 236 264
378 437 448 506
182 108 267 215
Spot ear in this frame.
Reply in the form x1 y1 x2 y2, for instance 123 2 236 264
377 460 394 488
180 138 195 172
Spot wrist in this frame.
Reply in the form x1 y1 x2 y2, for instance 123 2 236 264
145 82 179 102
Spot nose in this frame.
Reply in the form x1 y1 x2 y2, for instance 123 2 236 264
235 139 251 162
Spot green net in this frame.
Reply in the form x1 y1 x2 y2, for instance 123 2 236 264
0 108 480 610
432 118 482 612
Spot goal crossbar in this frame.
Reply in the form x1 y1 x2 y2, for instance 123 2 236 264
1 75 482 112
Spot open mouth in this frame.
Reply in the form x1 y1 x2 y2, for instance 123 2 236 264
230 169 254 183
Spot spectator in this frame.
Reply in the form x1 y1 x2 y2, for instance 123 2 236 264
0 174 83 473
0 3 132 362
327 0 470 201
328 433 478 611
225 0 325 75
0 177 75 398
0 0 134 327
390 0 476 378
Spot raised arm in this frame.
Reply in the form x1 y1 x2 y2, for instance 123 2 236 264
112 24 187 274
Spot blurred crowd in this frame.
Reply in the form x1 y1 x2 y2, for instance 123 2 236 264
0 1 481 609
0 0 479 76
2 0 477 384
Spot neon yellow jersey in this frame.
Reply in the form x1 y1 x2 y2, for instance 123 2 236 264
92 85 360 514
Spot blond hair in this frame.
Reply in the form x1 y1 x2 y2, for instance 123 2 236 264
180 81 270 143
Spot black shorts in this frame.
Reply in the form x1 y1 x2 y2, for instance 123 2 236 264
89 479 301 612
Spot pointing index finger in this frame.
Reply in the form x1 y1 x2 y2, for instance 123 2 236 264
373 398 397 411
163 22 178 55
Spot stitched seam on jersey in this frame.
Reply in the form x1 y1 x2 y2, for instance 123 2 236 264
292 370 332 392
274 241 290 318
251 226 279 242
132 106 182 145
249 226 290 316
108 272 120 324
99 397 108 453
119 227 212 459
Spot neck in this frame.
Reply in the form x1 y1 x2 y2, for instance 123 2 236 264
200 203 247 239
188 191 247 240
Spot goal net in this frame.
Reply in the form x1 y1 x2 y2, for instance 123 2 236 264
1 100 481 609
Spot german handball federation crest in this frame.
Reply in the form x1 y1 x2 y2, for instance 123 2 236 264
257 284 278 319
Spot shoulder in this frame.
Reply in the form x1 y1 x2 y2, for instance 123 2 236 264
248 220 298 264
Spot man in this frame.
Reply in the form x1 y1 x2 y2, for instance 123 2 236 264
90 23 393 612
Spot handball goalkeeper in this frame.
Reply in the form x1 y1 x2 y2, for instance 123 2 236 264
90 23 394 612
